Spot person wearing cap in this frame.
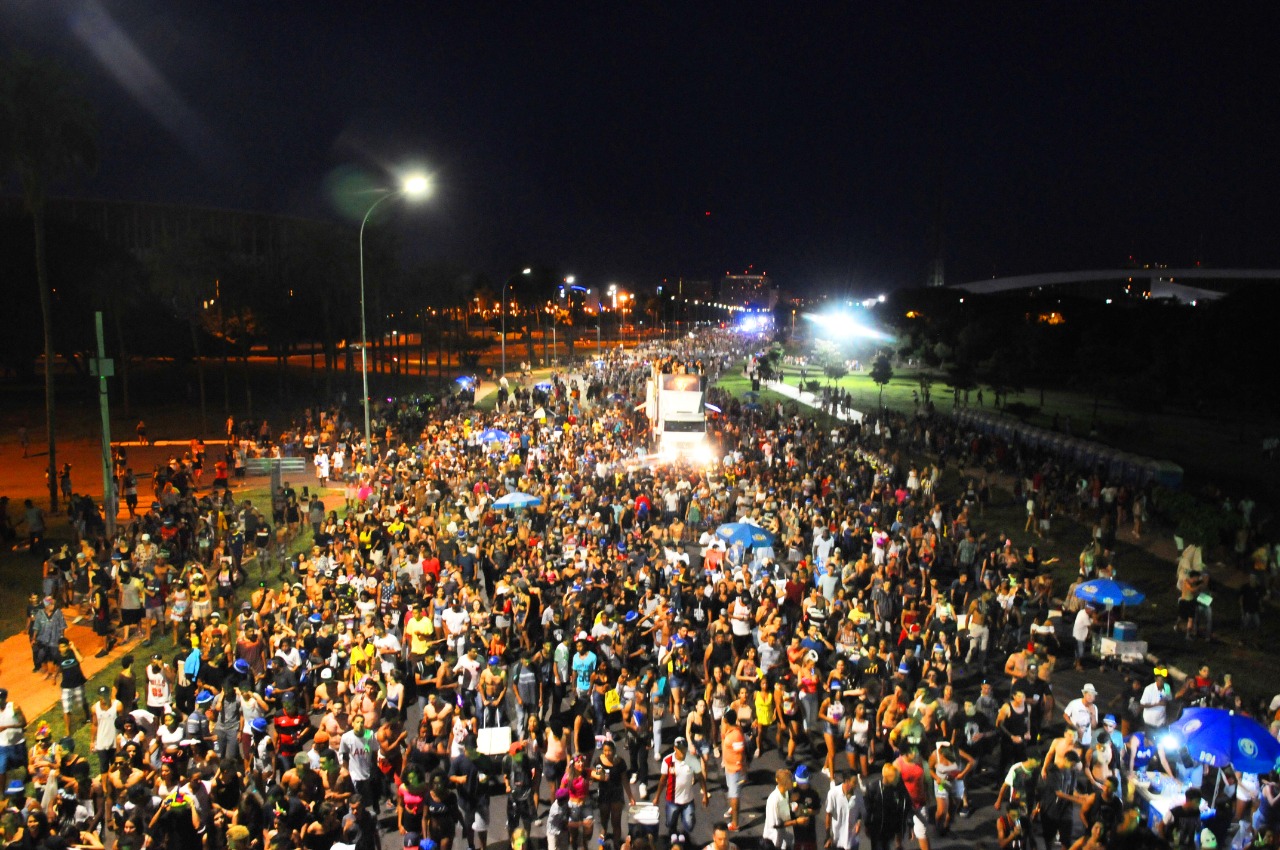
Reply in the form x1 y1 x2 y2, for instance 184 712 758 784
31 594 68 680
478 655 508 729
1141 667 1173 729
791 763 822 850
655 736 709 844
1064 683 1100 746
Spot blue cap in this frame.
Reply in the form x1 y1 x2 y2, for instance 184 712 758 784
488 655 501 666
5 780 24 796
829 679 842 692
233 659 250 674
263 686 274 697
195 690 215 706
251 718 268 733
308 613 323 624
624 611 639 624
794 764 811 783
419 840 438 850
1104 714 1118 726
898 662 911 674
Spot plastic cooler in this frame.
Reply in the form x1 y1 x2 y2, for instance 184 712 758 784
1113 621 1137 641
629 803 660 838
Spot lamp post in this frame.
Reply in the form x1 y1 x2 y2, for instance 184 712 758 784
501 268 532 377
359 174 429 463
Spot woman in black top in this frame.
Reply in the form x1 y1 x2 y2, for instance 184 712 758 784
591 740 632 843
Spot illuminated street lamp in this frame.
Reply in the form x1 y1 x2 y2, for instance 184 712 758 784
359 173 430 462
501 268 532 377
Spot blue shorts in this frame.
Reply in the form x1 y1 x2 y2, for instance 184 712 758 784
725 770 745 799
0 743 26 774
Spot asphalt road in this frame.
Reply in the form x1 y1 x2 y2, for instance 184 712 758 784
388 624 1132 850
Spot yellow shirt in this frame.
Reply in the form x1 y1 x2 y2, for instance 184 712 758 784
754 689 776 725
404 614 435 655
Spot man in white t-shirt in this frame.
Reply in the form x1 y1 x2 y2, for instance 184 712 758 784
654 736 708 843
1072 606 1094 670
442 600 470 656
1141 668 1173 728
1063 683 1099 746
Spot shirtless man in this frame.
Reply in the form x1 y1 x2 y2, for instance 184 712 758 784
1003 643 1035 693
1041 727 1080 779
423 692 454 739
479 655 509 729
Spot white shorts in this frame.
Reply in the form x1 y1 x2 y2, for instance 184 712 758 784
1238 776 1261 802
912 809 928 839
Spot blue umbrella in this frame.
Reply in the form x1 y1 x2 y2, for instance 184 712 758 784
608 393 626 402
1168 708 1280 773
534 381 553 392
455 376 475 386
479 428 509 443
716 522 775 548
1073 579 1146 607
493 492 541 510
742 391 760 401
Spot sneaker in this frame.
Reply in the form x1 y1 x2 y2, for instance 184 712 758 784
723 809 733 819
959 806 971 818
630 774 638 784
637 784 646 799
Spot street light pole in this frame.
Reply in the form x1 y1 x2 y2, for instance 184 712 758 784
501 268 531 378
358 175 429 464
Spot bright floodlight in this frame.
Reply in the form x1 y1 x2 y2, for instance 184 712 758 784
523 268 532 275
565 275 576 284
804 311 891 341
402 175 430 197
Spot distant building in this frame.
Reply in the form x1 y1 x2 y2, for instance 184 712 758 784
719 272 777 310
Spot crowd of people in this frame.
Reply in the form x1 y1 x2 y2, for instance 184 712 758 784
0 331 1277 850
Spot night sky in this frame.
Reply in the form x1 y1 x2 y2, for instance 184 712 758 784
6 2 1280 293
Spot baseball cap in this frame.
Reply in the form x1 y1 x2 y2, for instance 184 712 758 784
1082 683 1098 695
794 764 811 783
673 736 688 749
1104 714 1118 727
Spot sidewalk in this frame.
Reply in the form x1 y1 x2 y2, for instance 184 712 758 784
0 485 347 729
765 377 864 423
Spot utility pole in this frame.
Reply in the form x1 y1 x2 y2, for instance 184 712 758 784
90 312 116 539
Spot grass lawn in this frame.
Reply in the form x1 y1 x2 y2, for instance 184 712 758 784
774 363 1275 501
20 485 342 771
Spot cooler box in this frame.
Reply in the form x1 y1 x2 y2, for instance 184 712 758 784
1113 621 1137 641
628 804 660 838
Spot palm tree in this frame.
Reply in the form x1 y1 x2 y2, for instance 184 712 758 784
0 52 98 512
